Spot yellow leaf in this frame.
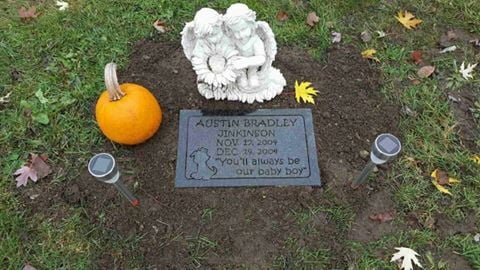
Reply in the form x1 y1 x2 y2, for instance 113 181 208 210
295 80 318 104
395 11 422 30
432 180 452 196
448 177 461 184
471 155 480 165
361 49 380 62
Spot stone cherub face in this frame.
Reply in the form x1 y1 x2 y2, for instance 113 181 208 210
223 4 257 46
193 8 223 44
228 20 254 45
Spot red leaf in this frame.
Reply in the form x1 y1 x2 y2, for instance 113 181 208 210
411 50 423 64
13 153 51 188
276 10 289 22
369 212 394 223
306 12 319 27
18 6 39 20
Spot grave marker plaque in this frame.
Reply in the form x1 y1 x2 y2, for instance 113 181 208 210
175 109 321 187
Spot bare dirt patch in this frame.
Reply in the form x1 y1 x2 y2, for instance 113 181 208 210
448 89 479 152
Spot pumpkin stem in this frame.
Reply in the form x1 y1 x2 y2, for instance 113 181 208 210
104 63 126 101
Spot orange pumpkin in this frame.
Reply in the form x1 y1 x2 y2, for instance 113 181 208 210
95 63 162 145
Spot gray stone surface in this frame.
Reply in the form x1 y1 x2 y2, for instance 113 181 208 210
175 109 321 187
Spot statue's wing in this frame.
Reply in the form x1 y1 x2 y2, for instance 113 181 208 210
181 22 197 60
255 21 277 74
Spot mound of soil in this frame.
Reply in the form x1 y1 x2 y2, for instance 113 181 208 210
21 41 403 268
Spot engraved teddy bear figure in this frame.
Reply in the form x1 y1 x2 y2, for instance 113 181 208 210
189 147 217 180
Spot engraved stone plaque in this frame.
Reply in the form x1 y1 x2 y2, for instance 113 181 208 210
175 109 321 187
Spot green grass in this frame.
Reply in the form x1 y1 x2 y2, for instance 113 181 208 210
273 237 331 269
1 0 479 268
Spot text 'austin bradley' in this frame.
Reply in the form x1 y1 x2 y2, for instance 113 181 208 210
194 117 300 128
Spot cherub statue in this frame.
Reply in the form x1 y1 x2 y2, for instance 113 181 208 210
181 4 286 103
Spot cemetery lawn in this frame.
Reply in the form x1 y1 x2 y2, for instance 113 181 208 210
1 0 479 269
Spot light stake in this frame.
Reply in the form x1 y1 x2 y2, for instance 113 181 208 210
351 133 401 189
88 153 140 206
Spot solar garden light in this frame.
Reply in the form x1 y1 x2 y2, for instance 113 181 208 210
351 133 401 189
88 153 140 207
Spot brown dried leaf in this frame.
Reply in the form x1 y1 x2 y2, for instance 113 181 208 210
31 154 52 179
432 169 449 185
153 19 167 33
411 50 423 64
276 10 289 22
417 65 435 78
18 6 39 20
470 39 480 48
369 213 394 223
306 11 319 27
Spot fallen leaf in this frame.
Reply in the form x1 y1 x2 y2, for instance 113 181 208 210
35 89 48 104
32 113 49 125
439 45 457 54
376 30 386 38
295 81 318 104
153 19 167 33
395 11 422 30
430 168 461 196
361 49 380 62
470 39 480 48
472 155 480 165
32 154 52 179
331 32 341 43
13 154 52 187
401 105 418 117
432 180 452 195
417 65 435 78
14 166 37 187
276 10 288 22
0 92 12 104
306 11 319 27
411 50 423 64
369 213 394 223
18 6 39 20
411 79 421 85
474 233 480 242
56 1 69 11
23 265 37 270
459 62 477 80
391 247 423 270
361 30 372 42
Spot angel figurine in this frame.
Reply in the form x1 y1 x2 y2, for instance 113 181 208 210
181 4 286 103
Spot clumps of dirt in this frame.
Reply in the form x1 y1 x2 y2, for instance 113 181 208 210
434 213 478 239
348 190 400 243
19 41 401 268
448 89 480 152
